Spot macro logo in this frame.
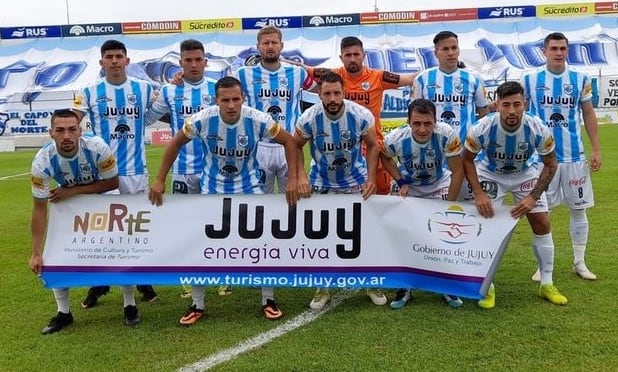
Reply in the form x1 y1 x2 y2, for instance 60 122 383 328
427 205 482 244
110 124 134 140
73 203 151 235
308 16 325 26
68 25 86 36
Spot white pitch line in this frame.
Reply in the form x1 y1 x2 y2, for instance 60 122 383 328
0 171 30 181
179 289 359 372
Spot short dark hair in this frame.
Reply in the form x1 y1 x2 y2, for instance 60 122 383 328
318 71 344 88
180 39 204 53
544 32 569 48
100 39 127 56
433 31 458 47
215 76 242 96
51 109 80 127
340 36 363 51
408 98 436 121
496 81 525 100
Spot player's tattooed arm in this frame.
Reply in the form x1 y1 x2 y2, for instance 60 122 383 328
530 151 557 201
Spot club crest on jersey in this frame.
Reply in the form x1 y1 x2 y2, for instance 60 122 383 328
80 163 92 174
279 77 288 86
454 80 464 94
563 84 574 95
202 95 213 104
517 142 529 152
127 94 137 105
238 135 248 147
425 149 436 159
340 130 351 141
361 82 370 91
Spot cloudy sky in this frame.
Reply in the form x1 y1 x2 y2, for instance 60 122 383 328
0 0 577 27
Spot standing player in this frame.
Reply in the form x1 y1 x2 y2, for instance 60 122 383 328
522 32 602 281
380 98 465 309
144 39 220 299
149 76 299 323
303 36 416 305
73 39 158 310
413 31 489 143
293 71 379 310
29 109 121 333
234 25 314 306
462 81 567 309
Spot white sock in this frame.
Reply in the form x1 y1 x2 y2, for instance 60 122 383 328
533 233 555 285
191 286 206 310
53 288 70 314
569 208 589 264
261 287 274 305
120 286 136 307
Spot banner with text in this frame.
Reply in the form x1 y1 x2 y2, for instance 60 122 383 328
41 195 518 299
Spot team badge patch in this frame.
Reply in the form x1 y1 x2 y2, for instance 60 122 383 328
563 84 574 95
517 142 529 152
454 80 464 94
279 77 288 86
425 148 435 159
238 135 248 147
202 95 213 105
361 82 370 91
340 130 351 141
127 94 137 105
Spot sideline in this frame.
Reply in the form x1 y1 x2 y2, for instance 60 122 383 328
178 289 359 371
0 172 30 181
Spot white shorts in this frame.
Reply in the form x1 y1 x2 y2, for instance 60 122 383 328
543 160 594 209
257 142 288 194
477 166 549 213
391 174 451 200
312 184 363 194
171 174 201 195
119 174 148 195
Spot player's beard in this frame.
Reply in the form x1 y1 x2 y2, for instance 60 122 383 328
262 55 279 64
59 140 77 156
345 62 361 73
324 102 343 116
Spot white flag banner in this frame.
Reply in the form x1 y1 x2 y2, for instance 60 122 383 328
41 194 518 299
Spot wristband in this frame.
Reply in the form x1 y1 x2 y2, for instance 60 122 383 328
396 178 408 187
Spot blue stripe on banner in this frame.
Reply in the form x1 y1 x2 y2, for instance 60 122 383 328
41 266 488 299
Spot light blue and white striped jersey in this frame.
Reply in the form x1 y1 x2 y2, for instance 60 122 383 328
31 136 117 199
413 67 488 142
521 67 592 163
183 105 281 194
235 64 311 134
465 113 555 175
73 77 153 176
144 78 216 175
384 121 462 187
295 100 375 189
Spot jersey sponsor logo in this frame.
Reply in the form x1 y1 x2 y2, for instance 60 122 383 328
103 106 141 119
267 106 285 121
441 111 460 127
547 113 569 128
179 105 204 116
432 93 467 107
520 179 537 192
213 146 250 159
110 124 134 140
257 88 292 101
345 92 370 105
219 164 239 179
539 95 576 108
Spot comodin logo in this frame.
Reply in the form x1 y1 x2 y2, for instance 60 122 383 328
69 25 86 36
309 16 325 26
